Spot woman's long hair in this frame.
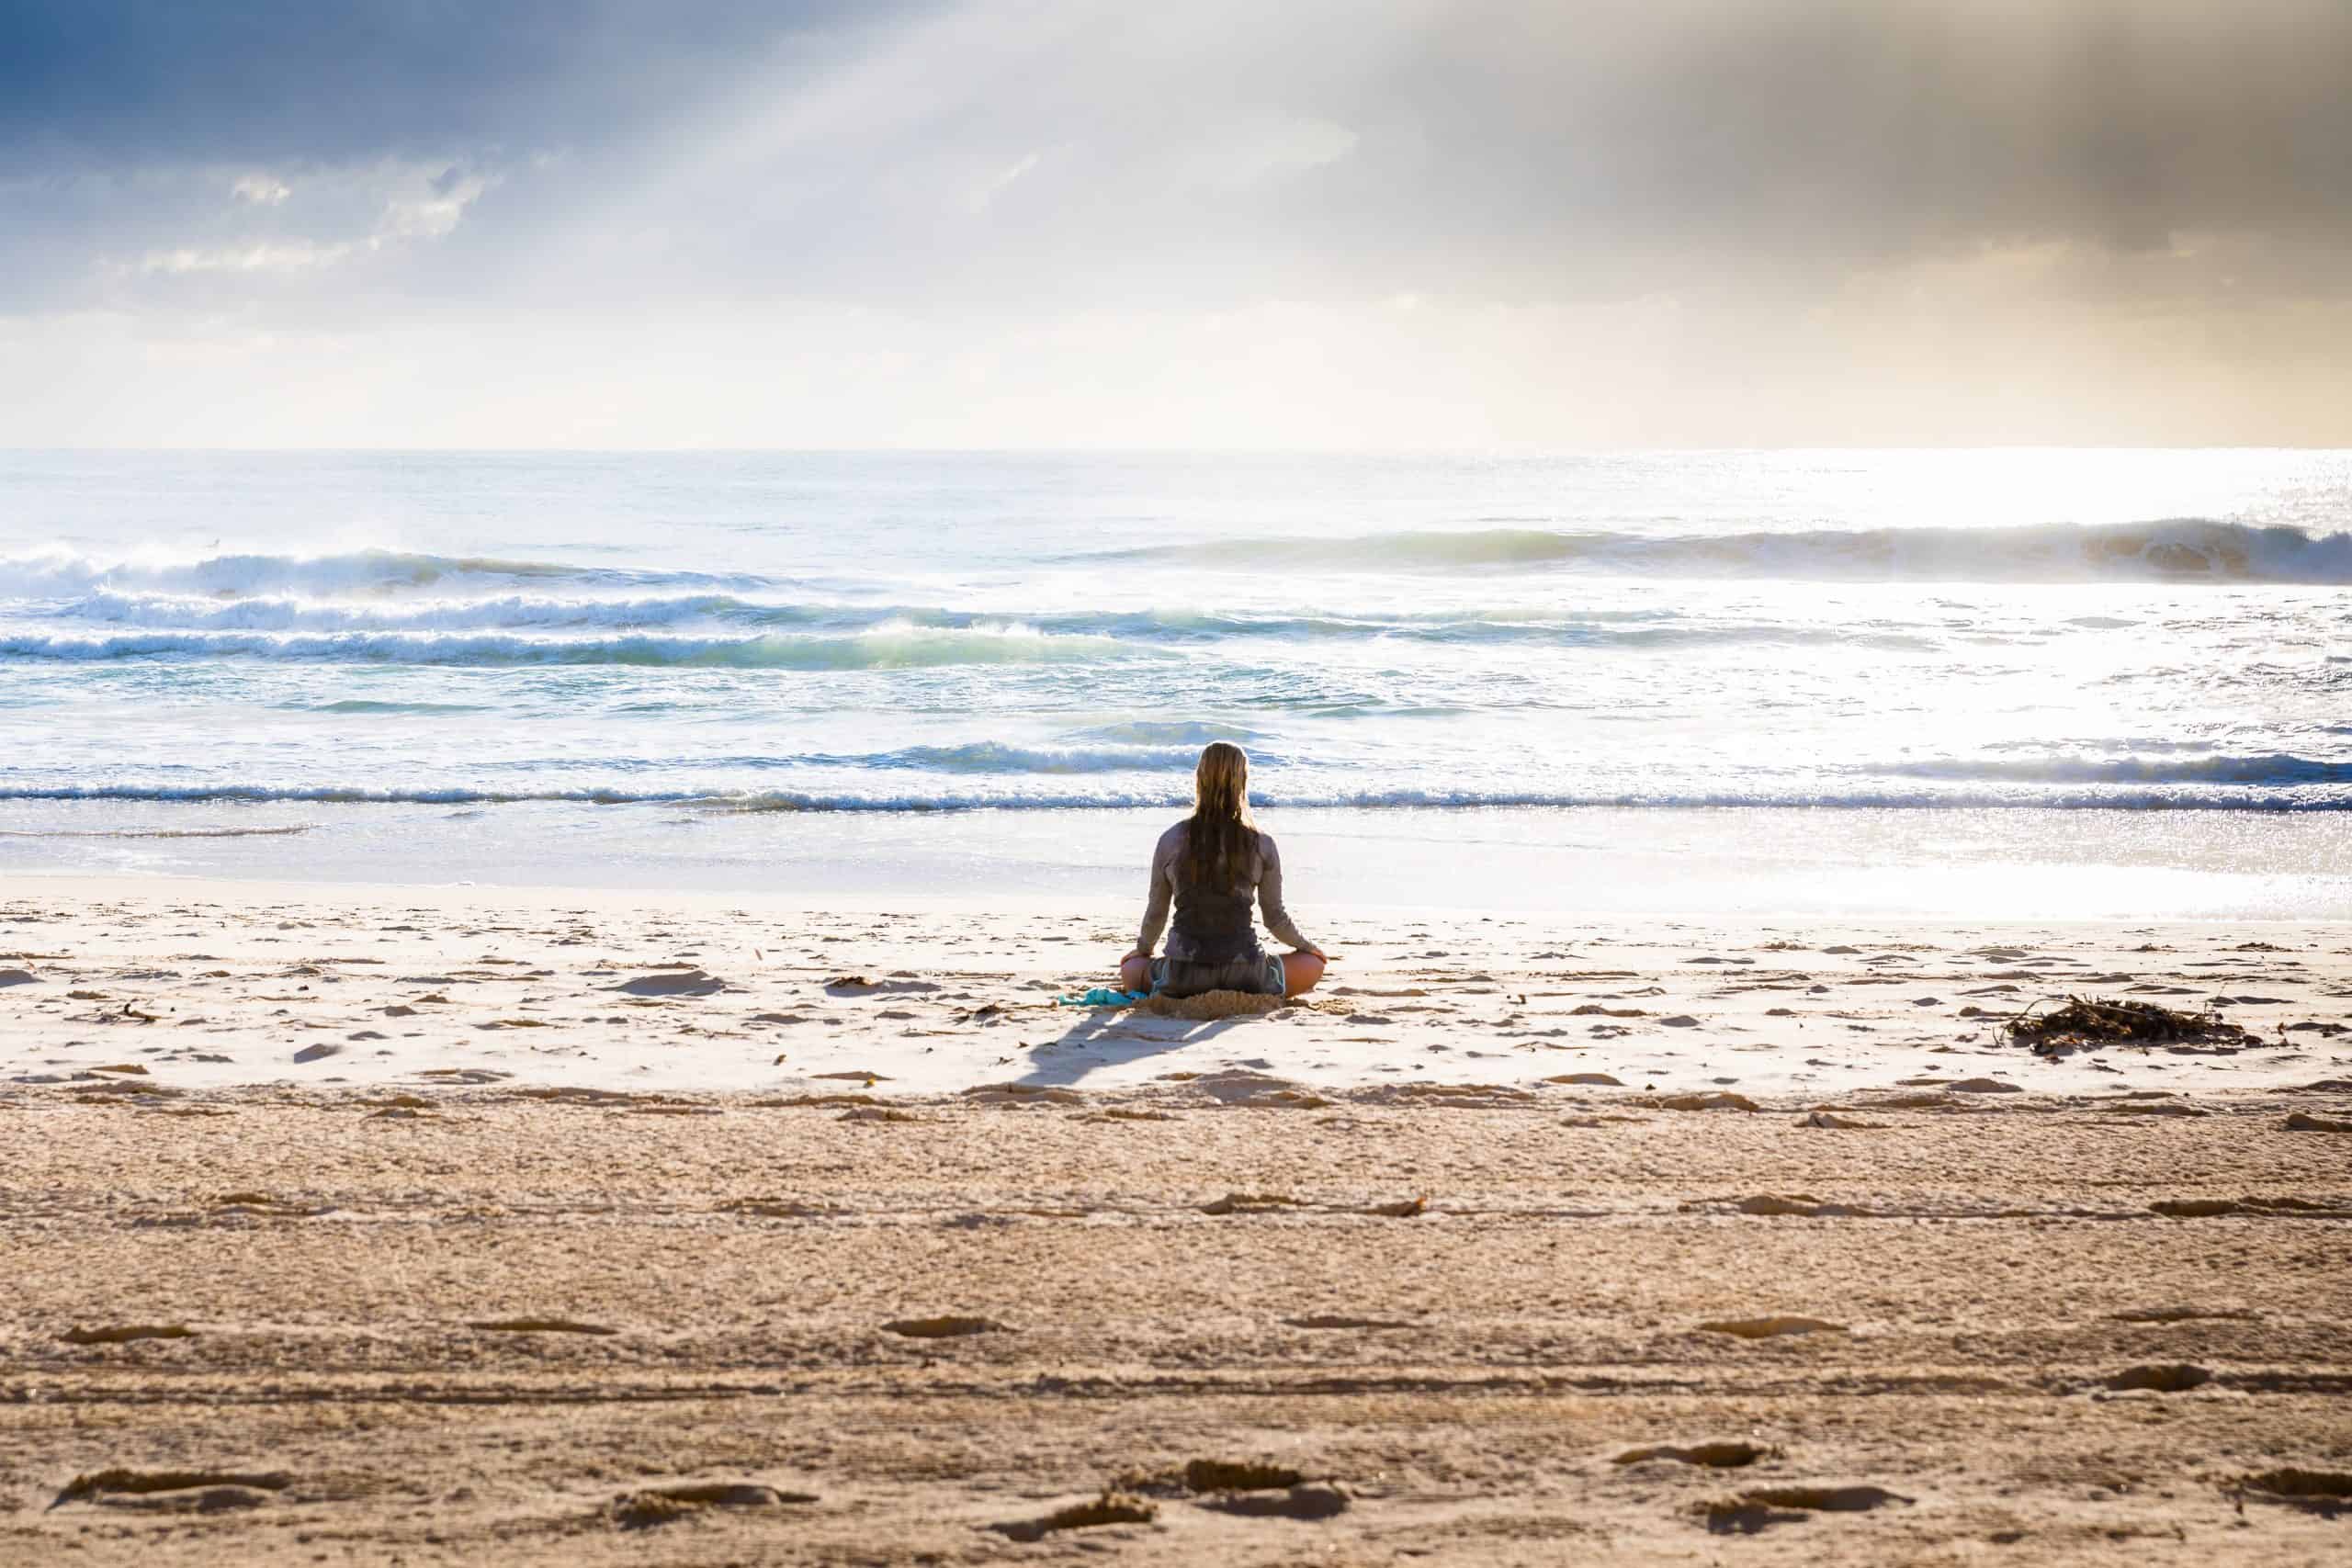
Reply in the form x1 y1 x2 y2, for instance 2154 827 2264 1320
1184 741 1257 891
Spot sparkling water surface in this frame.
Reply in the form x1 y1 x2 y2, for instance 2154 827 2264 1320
4 449 2347 914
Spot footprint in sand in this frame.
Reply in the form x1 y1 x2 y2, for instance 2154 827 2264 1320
610 1483 818 1529
1698 1315 1845 1339
1702 1485 1911 1533
60 1324 195 1345
1283 1314 1415 1330
1614 1441 1770 1468
2233 1469 2352 1516
882 1314 1007 1338
468 1317 617 1336
2104 1362 2211 1393
51 1469 291 1512
1203 1483 1351 1519
609 970 727 997
2110 1306 2256 1325
990 1494 1157 1541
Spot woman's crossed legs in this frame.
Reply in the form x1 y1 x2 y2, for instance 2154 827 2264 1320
1119 950 1326 998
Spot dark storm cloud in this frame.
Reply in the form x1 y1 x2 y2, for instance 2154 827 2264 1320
0 0 920 164
6 0 2351 316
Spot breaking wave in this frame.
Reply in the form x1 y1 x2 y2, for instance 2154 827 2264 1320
1090 519 2352 582
0 624 1144 670
0 779 2341 811
0 547 764 599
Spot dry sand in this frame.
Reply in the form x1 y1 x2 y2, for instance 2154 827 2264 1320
3 875 2349 1563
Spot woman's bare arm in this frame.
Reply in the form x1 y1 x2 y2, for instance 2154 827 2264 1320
1256 833 1318 953
1134 826 1178 955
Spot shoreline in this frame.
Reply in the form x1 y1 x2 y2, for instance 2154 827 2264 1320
6 802 2350 922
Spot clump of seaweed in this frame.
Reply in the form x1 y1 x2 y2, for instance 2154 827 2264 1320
1184 1460 1304 1493
2004 996 2250 1055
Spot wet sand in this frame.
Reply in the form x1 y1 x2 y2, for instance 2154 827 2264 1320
4 877 2349 1562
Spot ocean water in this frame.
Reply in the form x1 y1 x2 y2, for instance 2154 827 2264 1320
4 449 2349 917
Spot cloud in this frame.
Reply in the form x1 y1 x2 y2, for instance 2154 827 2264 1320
5 0 2351 444
0 1 915 164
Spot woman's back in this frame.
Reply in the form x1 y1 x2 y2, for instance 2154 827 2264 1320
1138 818 1309 964
1120 741 1326 1001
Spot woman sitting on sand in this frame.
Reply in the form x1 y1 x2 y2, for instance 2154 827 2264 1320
1119 741 1329 999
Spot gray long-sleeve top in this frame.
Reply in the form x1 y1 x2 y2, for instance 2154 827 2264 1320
1135 819 1313 960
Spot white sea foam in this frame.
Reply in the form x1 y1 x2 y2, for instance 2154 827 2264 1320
0 546 764 600
0 777 2343 812
0 622 1143 669
7 590 1945 652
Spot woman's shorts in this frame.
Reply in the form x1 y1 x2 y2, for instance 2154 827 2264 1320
1149 953 1286 998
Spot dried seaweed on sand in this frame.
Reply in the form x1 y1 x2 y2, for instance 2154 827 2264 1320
2004 995 2251 1055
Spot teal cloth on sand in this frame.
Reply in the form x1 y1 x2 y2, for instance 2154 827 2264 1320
1055 987 1149 1008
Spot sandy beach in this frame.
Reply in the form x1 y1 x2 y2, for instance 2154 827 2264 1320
4 875 2348 1563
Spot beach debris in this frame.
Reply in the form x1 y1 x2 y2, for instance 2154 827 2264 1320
2005 996 2250 1054
1184 1460 1303 1492
991 1492 1156 1540
1614 1441 1771 1468
610 1483 817 1529
881 1314 1006 1338
60 1324 195 1345
1056 986 1148 1008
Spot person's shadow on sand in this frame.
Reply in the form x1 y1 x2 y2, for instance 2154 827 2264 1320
1011 1004 1259 1090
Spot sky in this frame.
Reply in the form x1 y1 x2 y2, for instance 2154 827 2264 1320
5 0 2351 449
